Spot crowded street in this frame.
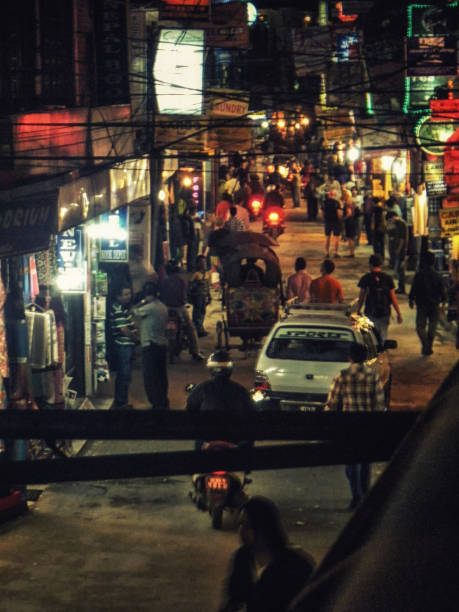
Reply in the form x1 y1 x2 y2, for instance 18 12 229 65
1 203 457 612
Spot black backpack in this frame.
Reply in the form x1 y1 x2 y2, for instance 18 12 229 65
367 273 391 318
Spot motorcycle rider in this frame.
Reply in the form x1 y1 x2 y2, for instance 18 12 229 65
159 259 204 362
186 350 254 451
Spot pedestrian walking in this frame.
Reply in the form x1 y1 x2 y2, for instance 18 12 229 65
386 211 408 293
133 281 169 409
409 250 448 356
287 257 312 302
371 198 386 260
109 284 139 410
342 189 358 258
363 190 374 246
357 254 402 343
189 255 211 337
219 496 315 612
322 189 343 258
310 259 344 304
324 342 386 510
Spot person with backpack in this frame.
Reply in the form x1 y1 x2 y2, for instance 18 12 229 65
356 254 402 342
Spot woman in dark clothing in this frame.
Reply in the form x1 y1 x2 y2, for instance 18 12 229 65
219 496 315 612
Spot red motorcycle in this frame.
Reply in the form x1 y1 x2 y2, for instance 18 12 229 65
189 440 251 529
262 205 286 239
248 195 264 221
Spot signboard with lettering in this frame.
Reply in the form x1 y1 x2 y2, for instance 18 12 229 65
99 208 129 262
155 117 207 151
423 160 447 196
56 226 87 293
275 328 354 341
0 191 58 257
206 2 249 48
93 0 129 105
159 0 209 21
439 207 459 237
406 36 456 77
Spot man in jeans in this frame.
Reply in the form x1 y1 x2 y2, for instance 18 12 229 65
325 342 386 510
110 284 138 409
386 211 408 294
409 250 448 356
133 280 169 409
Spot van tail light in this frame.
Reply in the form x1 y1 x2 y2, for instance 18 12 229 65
254 371 271 390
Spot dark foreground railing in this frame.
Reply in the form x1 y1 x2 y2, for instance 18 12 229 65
0 410 420 485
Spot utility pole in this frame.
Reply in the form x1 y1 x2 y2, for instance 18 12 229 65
147 24 162 271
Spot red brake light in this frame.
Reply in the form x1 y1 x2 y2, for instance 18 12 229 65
268 211 279 222
254 371 271 390
251 199 261 210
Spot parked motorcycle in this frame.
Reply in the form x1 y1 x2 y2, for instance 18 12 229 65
189 440 251 529
166 308 191 363
262 205 286 239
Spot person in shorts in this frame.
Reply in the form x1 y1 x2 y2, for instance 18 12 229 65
322 189 343 258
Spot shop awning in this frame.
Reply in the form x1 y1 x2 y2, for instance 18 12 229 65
0 190 58 257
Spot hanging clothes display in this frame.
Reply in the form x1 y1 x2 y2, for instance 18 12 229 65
25 306 59 369
413 185 429 237
0 275 9 454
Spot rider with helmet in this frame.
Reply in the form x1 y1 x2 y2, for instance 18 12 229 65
186 350 254 450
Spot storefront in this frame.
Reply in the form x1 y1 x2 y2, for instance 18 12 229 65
0 155 152 425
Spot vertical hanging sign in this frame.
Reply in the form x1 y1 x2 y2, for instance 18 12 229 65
93 0 129 105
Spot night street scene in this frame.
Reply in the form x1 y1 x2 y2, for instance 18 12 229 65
0 0 459 610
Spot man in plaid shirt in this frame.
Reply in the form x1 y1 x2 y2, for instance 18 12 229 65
325 342 386 510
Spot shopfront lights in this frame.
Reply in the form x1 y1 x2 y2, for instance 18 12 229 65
347 146 360 163
86 222 127 241
182 176 192 187
56 268 87 293
300 117 310 126
277 119 286 129
392 158 406 182
381 155 395 172
158 189 166 202
261 120 269 129
278 165 289 179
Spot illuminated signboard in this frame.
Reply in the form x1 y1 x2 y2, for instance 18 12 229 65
415 114 458 156
406 36 456 77
159 0 209 20
56 226 87 293
98 208 129 262
153 29 204 115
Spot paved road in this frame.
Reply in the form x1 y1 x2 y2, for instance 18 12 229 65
1 206 457 611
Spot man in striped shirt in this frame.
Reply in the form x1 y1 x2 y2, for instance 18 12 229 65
110 284 139 409
325 342 386 510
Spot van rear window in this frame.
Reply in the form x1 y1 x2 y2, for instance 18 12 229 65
267 327 355 362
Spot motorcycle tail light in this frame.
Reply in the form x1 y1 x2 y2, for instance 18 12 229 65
251 199 262 210
268 211 279 222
